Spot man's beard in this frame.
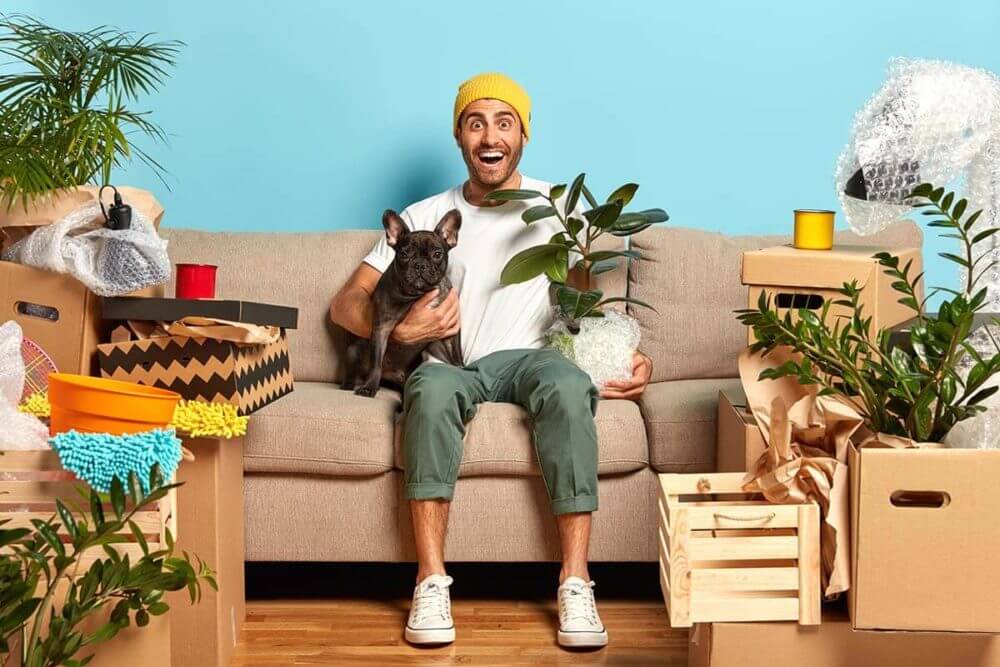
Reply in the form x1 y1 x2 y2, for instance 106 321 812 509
462 140 523 186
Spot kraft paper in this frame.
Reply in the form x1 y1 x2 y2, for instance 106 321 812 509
738 347 858 597
125 317 280 345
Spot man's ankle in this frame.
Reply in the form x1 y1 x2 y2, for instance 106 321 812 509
559 565 591 584
416 566 448 583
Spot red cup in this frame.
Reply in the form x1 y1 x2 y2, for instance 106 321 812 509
175 263 218 299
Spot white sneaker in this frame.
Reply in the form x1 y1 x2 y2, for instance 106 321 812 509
557 577 608 648
405 574 455 645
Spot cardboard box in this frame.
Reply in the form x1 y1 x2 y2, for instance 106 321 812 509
168 436 246 667
716 388 768 472
690 606 1000 667
849 443 1000 633
1 260 106 375
102 296 299 329
96 331 293 415
742 244 922 344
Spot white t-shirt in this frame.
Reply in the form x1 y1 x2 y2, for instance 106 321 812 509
363 176 581 365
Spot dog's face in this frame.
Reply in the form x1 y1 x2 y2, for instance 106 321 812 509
382 209 461 294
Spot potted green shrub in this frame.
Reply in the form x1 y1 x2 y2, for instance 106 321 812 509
0 467 215 667
0 15 181 208
738 183 1000 445
486 173 667 387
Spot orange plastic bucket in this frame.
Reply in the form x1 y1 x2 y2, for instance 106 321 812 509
47 373 181 436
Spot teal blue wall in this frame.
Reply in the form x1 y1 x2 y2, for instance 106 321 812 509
10 1 1000 296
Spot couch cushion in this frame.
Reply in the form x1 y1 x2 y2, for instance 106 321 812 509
639 377 744 472
161 228 382 384
394 398 648 477
628 221 923 382
245 381 399 476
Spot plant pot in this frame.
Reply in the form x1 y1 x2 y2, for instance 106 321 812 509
546 309 640 389
47 373 180 436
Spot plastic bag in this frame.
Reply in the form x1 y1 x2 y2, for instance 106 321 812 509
0 321 50 450
546 309 641 389
1 200 170 296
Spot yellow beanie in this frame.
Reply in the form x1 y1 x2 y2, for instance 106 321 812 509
454 72 532 138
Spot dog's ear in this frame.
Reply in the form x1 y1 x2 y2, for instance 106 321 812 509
435 209 462 248
382 210 409 248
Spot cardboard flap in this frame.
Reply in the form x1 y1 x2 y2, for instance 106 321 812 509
0 186 164 230
742 244 916 289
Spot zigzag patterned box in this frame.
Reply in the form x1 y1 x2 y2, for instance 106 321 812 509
96 332 293 415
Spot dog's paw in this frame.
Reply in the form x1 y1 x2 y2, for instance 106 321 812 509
354 383 379 397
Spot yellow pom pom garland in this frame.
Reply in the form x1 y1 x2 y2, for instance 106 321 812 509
170 400 248 439
18 390 51 418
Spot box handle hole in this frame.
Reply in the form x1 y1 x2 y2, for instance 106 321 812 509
775 293 824 310
15 301 59 322
890 490 950 508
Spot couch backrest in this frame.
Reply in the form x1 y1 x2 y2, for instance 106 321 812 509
161 228 626 383
628 221 924 383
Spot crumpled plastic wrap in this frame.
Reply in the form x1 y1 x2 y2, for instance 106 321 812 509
546 309 640 389
1 200 170 296
0 321 50 450
836 57 1000 238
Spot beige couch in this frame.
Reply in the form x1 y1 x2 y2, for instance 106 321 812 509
161 221 921 563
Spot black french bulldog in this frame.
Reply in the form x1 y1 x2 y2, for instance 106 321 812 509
342 208 463 397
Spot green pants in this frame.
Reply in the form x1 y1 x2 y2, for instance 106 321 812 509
401 348 600 515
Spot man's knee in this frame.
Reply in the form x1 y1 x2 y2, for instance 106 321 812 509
528 361 598 416
403 364 473 421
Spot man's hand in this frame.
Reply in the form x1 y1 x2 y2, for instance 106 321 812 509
600 351 652 401
391 288 460 345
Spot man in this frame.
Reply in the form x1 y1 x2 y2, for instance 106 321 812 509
330 72 652 649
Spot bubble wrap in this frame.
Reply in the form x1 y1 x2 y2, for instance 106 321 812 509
1 199 170 296
836 58 1000 233
546 309 640 389
0 321 50 451
944 370 1000 449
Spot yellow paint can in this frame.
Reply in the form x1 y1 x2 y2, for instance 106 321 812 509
793 209 835 250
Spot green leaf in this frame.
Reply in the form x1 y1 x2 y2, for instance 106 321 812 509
581 184 599 209
483 189 544 202
89 489 105 528
930 187 944 202
952 198 967 220
585 201 624 230
56 500 77 540
941 192 954 212
939 252 971 268
555 285 603 319
964 210 983 231
587 249 641 262
500 244 566 285
589 259 618 275
606 183 638 206
549 183 566 200
972 228 1000 244
565 173 586 215
522 205 557 224
147 601 170 616
110 477 126 519
544 247 569 284
568 216 585 238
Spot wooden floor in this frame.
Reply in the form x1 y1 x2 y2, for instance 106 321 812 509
232 563 689 666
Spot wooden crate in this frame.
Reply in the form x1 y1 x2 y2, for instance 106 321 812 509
657 472 821 627
0 450 176 572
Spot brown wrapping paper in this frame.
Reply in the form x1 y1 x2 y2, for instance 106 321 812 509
125 317 280 345
738 347 858 597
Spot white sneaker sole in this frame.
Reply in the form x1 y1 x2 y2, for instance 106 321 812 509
405 625 456 645
558 629 608 648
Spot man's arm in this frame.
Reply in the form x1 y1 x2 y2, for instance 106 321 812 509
330 263 461 344
330 263 381 338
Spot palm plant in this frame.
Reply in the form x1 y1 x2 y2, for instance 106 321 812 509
0 15 182 208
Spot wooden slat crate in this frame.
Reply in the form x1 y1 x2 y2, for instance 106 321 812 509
657 472 820 627
0 450 176 572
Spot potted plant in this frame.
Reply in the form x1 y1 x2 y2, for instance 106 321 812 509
486 173 667 387
737 183 1000 445
0 15 181 208
0 467 215 667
